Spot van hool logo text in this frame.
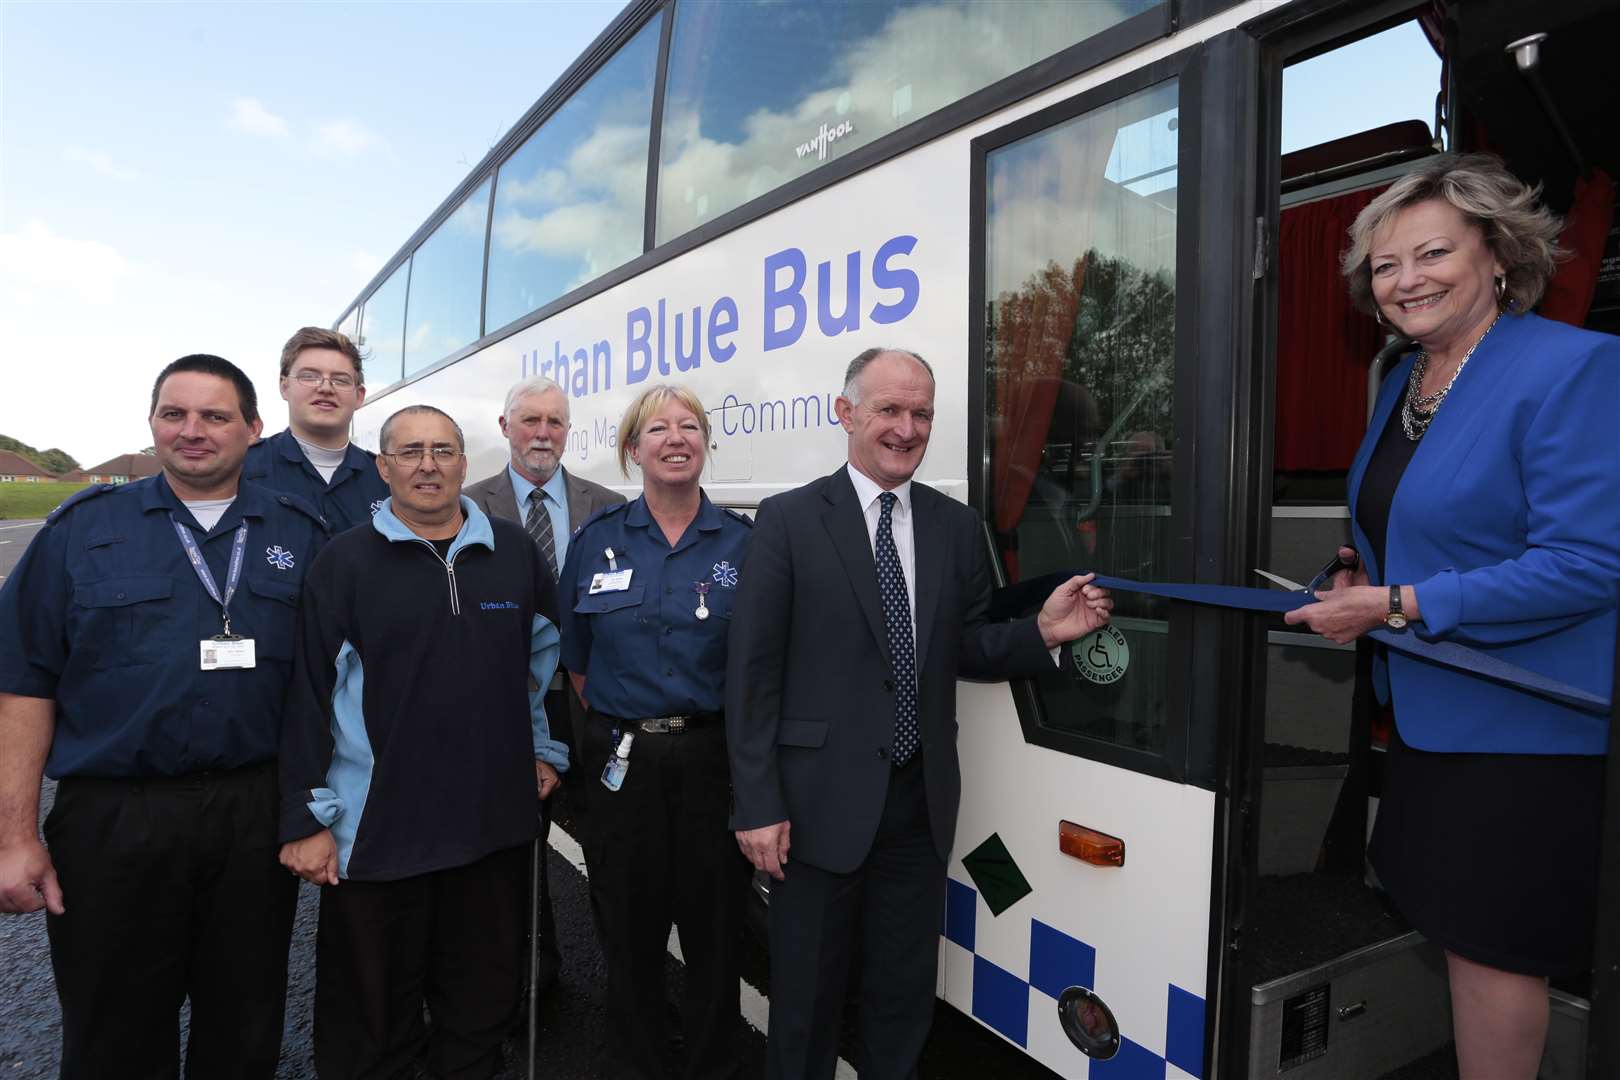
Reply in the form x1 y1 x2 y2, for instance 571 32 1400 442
796 120 855 161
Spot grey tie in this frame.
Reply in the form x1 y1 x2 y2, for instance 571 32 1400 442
876 492 918 766
525 489 558 581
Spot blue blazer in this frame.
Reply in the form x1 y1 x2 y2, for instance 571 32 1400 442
1347 312 1620 755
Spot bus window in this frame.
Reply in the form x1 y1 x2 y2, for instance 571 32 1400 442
982 78 1178 756
403 177 491 378
358 258 410 385
1281 22 1441 156
655 0 1160 245
484 13 661 334
337 306 358 346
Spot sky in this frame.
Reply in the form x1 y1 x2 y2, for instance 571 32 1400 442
0 0 623 469
0 3 1438 471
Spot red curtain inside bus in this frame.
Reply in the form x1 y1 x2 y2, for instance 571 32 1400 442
990 257 1086 580
1542 168 1616 328
1274 186 1386 472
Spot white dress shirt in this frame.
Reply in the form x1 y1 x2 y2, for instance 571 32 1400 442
846 462 1063 667
846 463 917 639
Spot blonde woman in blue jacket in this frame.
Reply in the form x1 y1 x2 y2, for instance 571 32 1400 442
1287 153 1620 1080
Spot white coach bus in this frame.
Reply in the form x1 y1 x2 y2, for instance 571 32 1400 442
341 0 1620 1075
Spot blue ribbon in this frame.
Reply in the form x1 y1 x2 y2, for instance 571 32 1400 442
990 571 1610 713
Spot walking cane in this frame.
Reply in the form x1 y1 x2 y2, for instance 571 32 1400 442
527 800 548 1080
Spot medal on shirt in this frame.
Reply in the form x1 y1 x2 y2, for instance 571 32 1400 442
693 581 711 621
172 516 257 671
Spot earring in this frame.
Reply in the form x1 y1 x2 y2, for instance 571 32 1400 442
1374 308 1388 328
1494 275 1507 306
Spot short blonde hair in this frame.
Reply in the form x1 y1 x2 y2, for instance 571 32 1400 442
1341 153 1565 315
617 384 712 479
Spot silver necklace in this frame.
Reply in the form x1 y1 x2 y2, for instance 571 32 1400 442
1401 311 1503 441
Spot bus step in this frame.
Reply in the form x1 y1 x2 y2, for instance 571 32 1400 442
1248 931 1589 1079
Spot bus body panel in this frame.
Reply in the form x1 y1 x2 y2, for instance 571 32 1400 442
353 7 1282 1076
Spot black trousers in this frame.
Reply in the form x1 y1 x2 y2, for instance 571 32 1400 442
765 756 945 1080
313 843 529 1080
580 714 750 1080
43 761 297 1080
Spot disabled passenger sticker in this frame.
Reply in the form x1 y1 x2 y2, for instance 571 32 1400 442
1075 625 1130 685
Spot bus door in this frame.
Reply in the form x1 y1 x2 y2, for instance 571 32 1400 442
948 33 1262 1078
1235 1 1620 1077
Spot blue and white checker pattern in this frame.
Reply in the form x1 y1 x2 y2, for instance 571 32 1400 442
943 877 1205 1079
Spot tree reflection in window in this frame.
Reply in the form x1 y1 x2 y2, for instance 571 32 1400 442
983 79 1178 754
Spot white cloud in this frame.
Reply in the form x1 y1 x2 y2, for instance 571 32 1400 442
0 219 132 300
313 119 383 157
64 145 141 181
228 97 289 138
351 250 383 280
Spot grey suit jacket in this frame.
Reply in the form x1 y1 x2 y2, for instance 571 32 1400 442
464 465 625 535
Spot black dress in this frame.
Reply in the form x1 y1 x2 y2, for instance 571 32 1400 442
1360 388 1604 977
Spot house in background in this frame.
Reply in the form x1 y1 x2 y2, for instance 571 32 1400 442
61 454 162 485
0 450 53 484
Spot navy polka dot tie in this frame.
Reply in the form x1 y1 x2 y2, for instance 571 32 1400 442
876 492 918 766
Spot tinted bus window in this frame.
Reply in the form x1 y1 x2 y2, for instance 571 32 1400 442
404 177 492 378
358 259 410 385
485 14 662 333
983 78 1179 754
656 0 1159 243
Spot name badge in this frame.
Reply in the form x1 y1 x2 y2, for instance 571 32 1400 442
200 638 257 671
589 569 634 594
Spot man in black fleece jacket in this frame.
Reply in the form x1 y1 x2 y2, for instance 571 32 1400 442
278 405 567 1080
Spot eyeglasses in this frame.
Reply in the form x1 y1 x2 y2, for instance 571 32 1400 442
381 447 462 465
292 370 357 390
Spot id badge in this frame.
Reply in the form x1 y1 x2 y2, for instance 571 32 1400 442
200 638 257 671
589 569 634 594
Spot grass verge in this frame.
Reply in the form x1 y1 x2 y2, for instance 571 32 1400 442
0 481 89 521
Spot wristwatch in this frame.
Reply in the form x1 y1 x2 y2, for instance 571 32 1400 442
1384 585 1409 631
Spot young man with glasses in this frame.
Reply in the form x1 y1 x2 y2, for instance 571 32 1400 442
278 405 568 1079
243 326 389 533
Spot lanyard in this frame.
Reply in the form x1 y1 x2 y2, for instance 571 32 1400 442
990 570 1610 713
172 517 249 637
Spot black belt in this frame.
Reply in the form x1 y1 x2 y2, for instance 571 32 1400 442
599 711 721 735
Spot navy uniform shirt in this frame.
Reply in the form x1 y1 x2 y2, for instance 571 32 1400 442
559 491 751 718
0 474 328 778
243 427 388 534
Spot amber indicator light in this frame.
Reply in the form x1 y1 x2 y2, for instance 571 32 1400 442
1059 821 1125 867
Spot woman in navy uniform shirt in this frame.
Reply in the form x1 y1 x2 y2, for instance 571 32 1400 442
558 384 752 1080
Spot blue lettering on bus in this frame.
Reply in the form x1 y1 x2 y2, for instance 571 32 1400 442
519 234 919 396
709 296 738 363
817 250 861 338
625 306 653 385
763 247 808 352
674 304 703 372
870 234 919 325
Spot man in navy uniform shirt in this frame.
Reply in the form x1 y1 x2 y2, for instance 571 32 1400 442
243 325 388 533
0 355 328 1079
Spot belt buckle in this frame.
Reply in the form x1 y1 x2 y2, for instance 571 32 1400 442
638 715 688 734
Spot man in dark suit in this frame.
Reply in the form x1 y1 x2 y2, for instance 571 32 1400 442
726 348 1112 1080
465 376 624 990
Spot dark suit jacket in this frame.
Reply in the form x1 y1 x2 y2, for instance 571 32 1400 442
726 466 1053 874
464 464 624 537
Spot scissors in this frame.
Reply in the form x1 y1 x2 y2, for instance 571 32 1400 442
1254 550 1360 595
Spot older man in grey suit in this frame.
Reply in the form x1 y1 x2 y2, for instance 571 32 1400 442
466 376 623 991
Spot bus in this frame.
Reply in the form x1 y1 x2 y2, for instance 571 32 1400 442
337 0 1620 1075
